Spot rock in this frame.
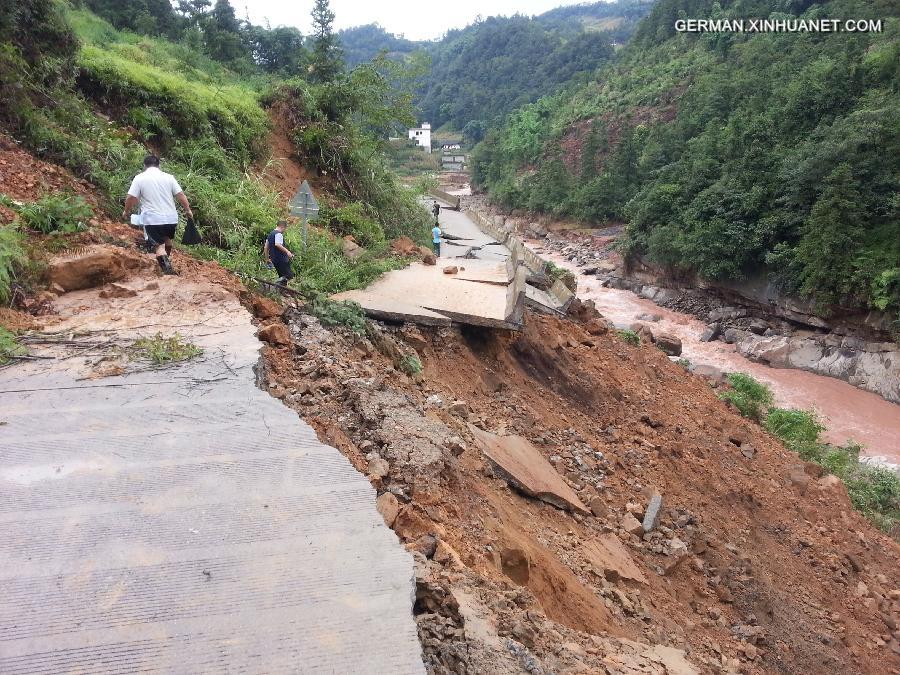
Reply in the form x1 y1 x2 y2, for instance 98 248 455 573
408 533 438 559
642 492 663 533
98 283 137 299
50 282 67 295
662 551 688 576
787 465 811 494
722 328 746 344
584 533 648 585
143 281 159 291
341 237 365 260
855 581 870 598
446 436 467 456
637 313 662 322
257 323 292 346
630 322 655 344
48 247 129 291
422 254 437 266
748 318 769 335
433 540 463 567
589 496 608 518
367 456 390 479
690 364 724 382
442 266 459 275
585 318 609 336
376 492 400 527
511 621 537 648
700 323 722 342
621 512 644 536
390 236 419 256
654 333 682 357
448 400 469 419
740 444 756 459
500 547 530 585
251 295 282 319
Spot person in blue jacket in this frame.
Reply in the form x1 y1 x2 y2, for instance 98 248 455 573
264 220 294 285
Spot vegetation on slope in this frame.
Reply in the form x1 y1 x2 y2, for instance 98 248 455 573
720 372 899 534
473 0 900 320
1 0 430 294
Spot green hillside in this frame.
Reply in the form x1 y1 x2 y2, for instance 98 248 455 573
1 0 429 296
337 1 654 137
473 0 899 320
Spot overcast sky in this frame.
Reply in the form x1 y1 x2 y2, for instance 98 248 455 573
235 0 596 41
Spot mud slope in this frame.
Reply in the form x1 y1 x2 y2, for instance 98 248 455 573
263 303 900 674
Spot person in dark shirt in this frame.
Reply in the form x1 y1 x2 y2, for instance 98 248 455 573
264 220 294 285
431 201 441 224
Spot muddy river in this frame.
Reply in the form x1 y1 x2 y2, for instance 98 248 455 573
536 248 900 467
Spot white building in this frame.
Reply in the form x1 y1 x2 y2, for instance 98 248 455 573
408 122 431 152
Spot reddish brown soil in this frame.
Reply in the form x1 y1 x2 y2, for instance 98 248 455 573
262 308 900 674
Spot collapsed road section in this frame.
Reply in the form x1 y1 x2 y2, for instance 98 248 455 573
0 261 424 674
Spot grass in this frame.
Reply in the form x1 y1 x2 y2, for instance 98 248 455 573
617 329 640 346
0 327 26 364
15 194 92 234
308 296 367 335
132 333 202 365
718 372 773 422
398 354 423 375
722 372 900 534
0 222 25 304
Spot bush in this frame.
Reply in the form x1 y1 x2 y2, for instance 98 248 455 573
16 194 92 234
765 406 899 534
398 354 422 375
617 329 640 346
718 372 773 422
0 222 25 304
309 296 367 335
764 408 824 454
132 332 202 364
0 326 26 364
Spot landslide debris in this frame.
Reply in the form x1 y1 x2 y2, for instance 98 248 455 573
258 296 900 675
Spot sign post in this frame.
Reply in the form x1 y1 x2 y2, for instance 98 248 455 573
288 180 319 253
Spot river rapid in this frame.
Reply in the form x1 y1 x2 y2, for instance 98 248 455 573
535 247 900 468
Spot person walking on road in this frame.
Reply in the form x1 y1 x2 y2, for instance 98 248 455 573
264 220 295 286
123 155 193 275
432 201 441 224
431 222 442 258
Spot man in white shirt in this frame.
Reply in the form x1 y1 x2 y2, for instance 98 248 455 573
122 155 193 275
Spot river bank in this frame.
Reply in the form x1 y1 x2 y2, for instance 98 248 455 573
536 245 900 467
455 194 899 467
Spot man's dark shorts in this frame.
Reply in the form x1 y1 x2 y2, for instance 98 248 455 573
145 224 177 246
273 258 294 281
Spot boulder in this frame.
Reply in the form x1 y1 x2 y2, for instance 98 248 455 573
376 492 400 527
621 512 644 536
585 318 609 336
390 236 419 256
642 492 663 533
655 333 682 357
257 323 291 346
341 238 365 260
748 318 769 335
630 322 655 344
251 295 282 320
367 456 390 479
48 247 128 291
699 323 721 342
442 266 459 275
422 254 437 266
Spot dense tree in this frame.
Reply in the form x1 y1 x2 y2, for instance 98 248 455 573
204 0 246 65
309 0 344 83
475 0 900 316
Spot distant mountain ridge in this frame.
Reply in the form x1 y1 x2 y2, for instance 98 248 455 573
338 1 655 132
